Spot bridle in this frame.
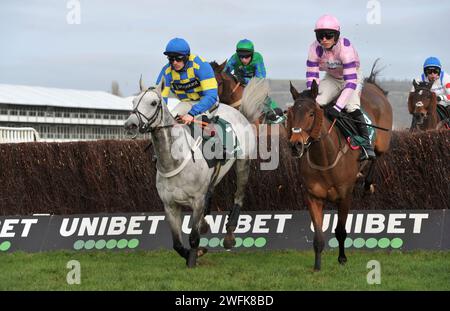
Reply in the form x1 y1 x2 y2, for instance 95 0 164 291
132 87 175 134
410 87 434 127
289 98 331 158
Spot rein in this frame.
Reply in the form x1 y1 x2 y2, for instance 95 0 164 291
291 102 348 171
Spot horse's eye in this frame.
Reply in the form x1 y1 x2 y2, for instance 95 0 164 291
309 111 315 117
151 101 157 107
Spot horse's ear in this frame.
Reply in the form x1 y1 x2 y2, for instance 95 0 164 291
139 74 146 92
426 81 433 90
310 80 319 99
155 78 164 95
217 60 227 72
289 81 300 100
412 79 418 91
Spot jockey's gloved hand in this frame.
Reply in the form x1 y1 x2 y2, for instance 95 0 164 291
273 107 284 117
327 107 341 120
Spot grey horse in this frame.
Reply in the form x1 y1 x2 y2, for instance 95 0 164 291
124 77 268 267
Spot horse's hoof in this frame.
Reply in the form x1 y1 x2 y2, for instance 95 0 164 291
338 256 348 265
186 249 197 268
223 234 236 249
313 267 321 272
197 247 208 258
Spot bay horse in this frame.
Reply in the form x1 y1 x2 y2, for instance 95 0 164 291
210 60 288 143
287 69 393 271
124 78 266 268
210 60 245 108
408 80 448 131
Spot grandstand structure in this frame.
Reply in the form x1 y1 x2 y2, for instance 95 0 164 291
0 84 133 142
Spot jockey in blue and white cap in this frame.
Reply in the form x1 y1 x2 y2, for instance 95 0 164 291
411 56 450 107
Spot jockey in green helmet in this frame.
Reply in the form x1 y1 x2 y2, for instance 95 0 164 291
224 39 285 124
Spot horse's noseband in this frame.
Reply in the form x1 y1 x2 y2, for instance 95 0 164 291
292 127 302 134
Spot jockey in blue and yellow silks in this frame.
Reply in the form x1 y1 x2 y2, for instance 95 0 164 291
156 38 218 125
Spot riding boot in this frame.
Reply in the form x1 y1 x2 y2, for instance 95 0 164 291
265 97 286 124
349 109 376 161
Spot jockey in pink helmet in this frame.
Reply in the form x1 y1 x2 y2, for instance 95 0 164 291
305 15 375 160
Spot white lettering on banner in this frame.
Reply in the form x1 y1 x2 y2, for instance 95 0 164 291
365 214 385 233
235 215 252 233
21 219 38 237
107 217 127 235
273 214 292 233
127 216 146 235
60 218 79 237
148 216 165 234
354 214 364 233
97 217 109 236
0 219 40 238
310 213 430 234
253 215 271 233
78 217 99 236
205 215 223 233
59 216 165 237
0 219 19 237
387 214 406 234
182 214 294 234
409 214 429 233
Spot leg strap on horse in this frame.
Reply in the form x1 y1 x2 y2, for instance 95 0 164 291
226 204 241 229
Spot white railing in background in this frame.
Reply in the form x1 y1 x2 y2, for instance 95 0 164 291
0 126 40 143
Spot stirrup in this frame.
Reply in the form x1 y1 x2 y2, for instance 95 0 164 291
359 146 375 161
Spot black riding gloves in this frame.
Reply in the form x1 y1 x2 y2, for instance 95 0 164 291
327 107 341 120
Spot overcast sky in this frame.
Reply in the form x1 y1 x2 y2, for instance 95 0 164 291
1 0 449 96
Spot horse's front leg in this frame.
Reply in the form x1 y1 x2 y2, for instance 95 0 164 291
224 159 249 249
187 198 205 268
164 203 189 261
306 194 325 271
335 195 352 265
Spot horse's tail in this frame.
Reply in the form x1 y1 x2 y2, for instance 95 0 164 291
239 77 270 123
364 58 389 96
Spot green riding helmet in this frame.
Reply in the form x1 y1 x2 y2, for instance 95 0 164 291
236 39 254 55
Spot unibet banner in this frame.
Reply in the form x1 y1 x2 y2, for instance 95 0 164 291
0 210 448 253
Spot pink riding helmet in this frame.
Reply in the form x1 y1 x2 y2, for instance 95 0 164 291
314 15 340 31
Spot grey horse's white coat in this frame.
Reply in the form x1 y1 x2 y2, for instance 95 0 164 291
124 77 269 267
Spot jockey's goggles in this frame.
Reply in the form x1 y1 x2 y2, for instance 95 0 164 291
425 67 440 75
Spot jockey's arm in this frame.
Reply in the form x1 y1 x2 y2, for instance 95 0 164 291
306 43 320 88
334 47 359 112
254 53 267 79
438 73 450 105
188 62 218 116
224 56 236 75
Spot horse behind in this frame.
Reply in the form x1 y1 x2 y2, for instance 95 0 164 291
408 80 448 131
210 60 245 108
287 67 392 271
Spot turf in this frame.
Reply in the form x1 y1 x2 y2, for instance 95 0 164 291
0 249 448 290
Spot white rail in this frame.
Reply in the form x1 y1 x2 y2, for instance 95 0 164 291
0 126 40 143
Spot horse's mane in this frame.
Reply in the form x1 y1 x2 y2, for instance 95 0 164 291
364 58 389 96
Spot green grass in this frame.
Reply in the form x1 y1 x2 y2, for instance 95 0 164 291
0 249 448 290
